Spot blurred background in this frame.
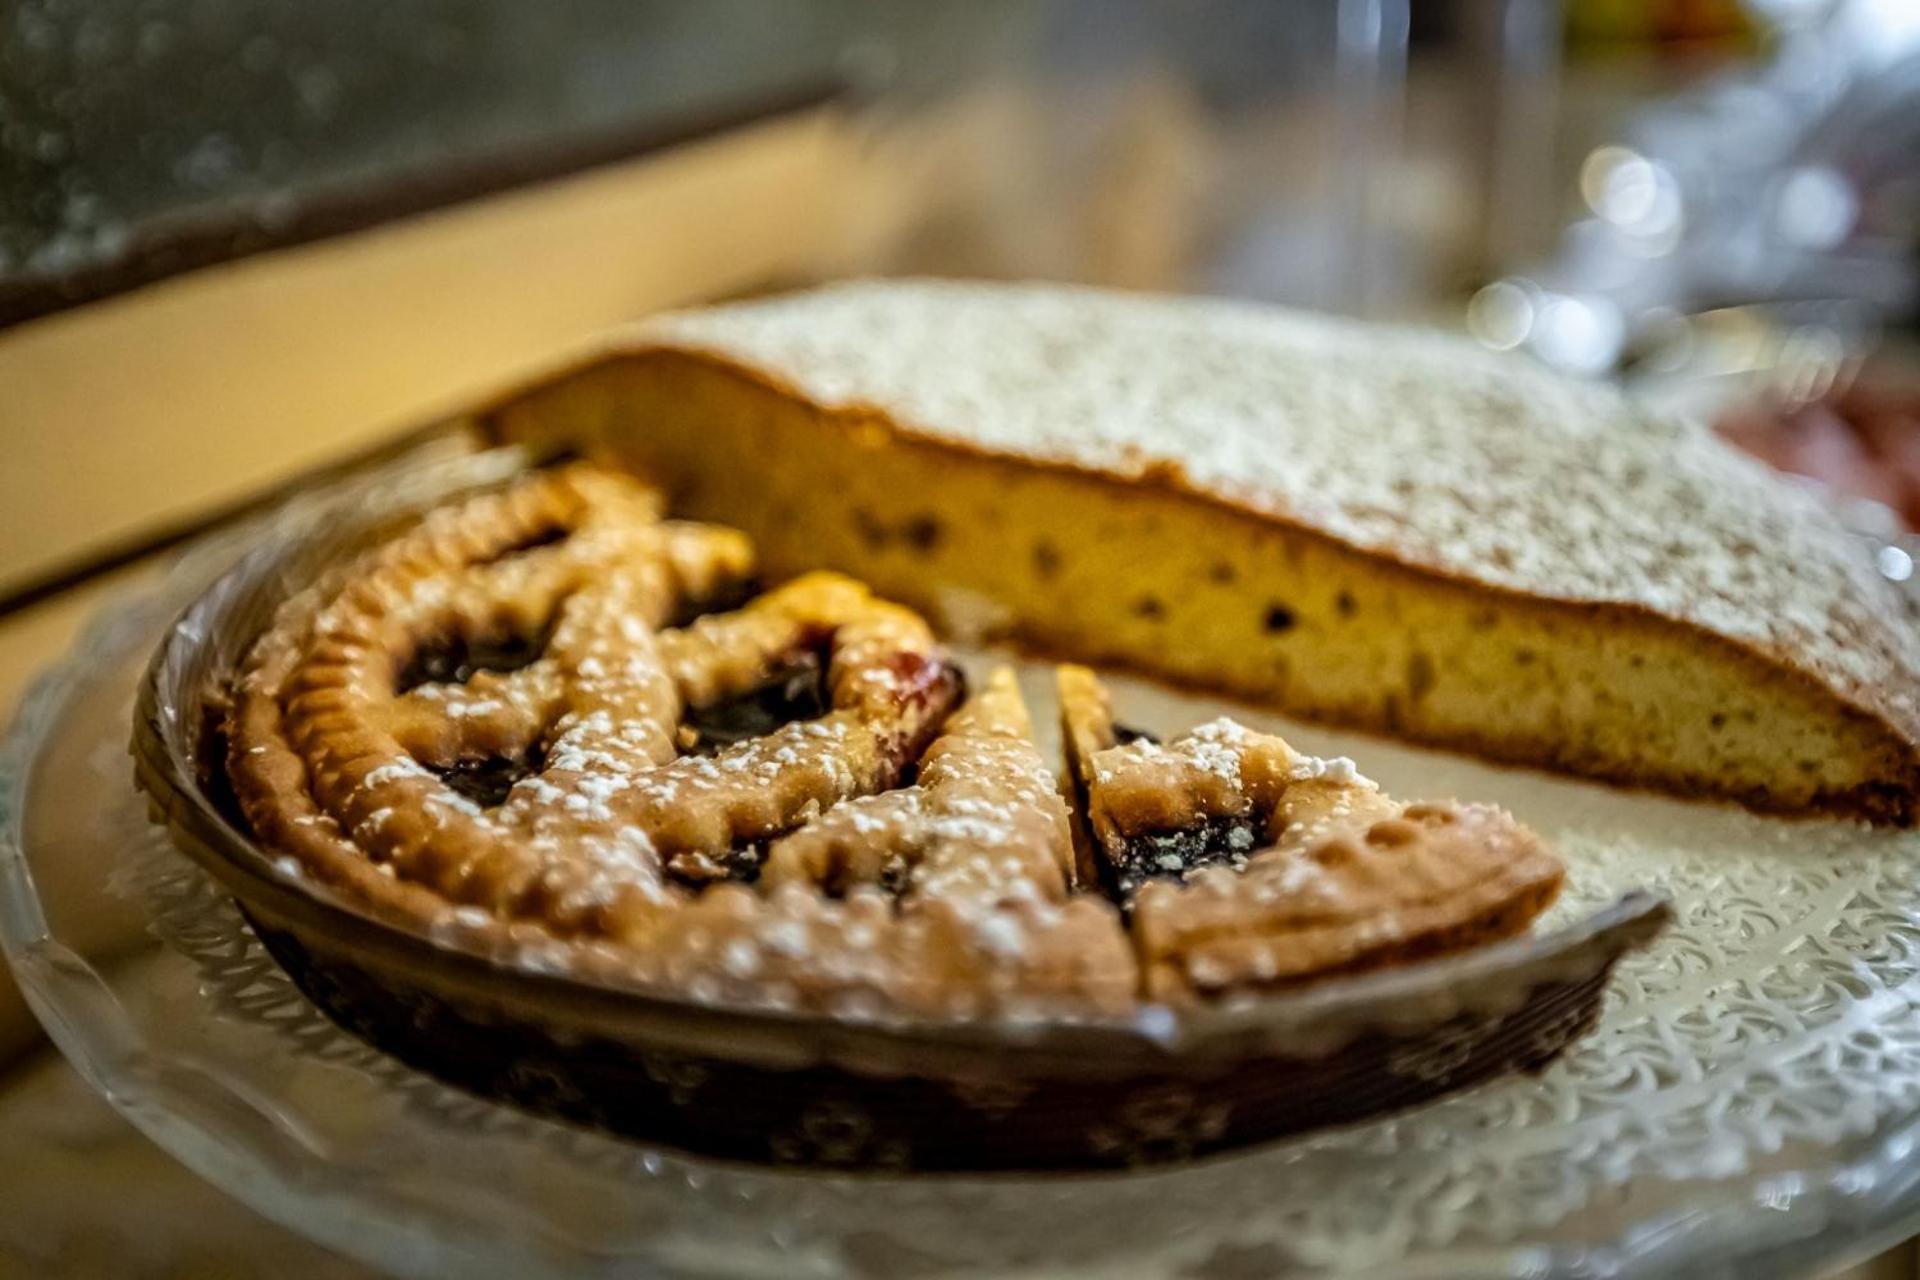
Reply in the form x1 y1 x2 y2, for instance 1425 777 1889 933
2 1 1919 1275
4 0 1920 612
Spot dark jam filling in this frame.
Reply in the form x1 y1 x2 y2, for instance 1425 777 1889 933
428 748 545 809
680 652 831 756
1110 814 1259 897
663 650 838 886
664 576 763 630
416 640 932 883
397 627 550 693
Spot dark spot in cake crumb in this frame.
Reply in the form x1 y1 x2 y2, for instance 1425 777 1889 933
1710 713 1727 729
1134 596 1167 621
1406 651 1435 702
1335 591 1357 618
1032 539 1062 579
1263 603 1295 633
1513 648 1536 666
1209 561 1237 584
903 514 944 553
852 508 888 551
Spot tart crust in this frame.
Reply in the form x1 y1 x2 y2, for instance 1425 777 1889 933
1058 666 1565 1002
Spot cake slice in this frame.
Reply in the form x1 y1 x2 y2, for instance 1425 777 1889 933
482 280 1920 822
1056 665 1567 1003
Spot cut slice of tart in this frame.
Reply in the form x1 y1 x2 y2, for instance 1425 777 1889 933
481 280 1920 822
1057 665 1567 1003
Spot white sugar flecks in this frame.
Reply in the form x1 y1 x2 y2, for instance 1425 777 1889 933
1289 754 1371 788
362 759 429 789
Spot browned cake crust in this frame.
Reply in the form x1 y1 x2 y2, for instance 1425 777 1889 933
227 465 1572 1022
478 281 1920 823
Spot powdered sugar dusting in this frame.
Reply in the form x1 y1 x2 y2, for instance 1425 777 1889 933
643 279 1920 739
1290 755 1371 787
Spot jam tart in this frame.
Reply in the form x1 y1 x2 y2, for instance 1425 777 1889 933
229 464 1572 1023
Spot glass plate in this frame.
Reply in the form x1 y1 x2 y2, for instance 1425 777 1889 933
9 456 1920 1279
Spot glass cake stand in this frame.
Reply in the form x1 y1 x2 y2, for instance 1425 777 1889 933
10 457 1920 1279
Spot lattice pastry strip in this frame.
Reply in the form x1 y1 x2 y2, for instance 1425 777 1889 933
764 667 1076 901
381 518 752 768
637 668 1137 1018
1057 665 1567 1004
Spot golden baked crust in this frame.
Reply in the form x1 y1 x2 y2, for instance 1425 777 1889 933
228 466 1572 1021
480 281 1920 822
